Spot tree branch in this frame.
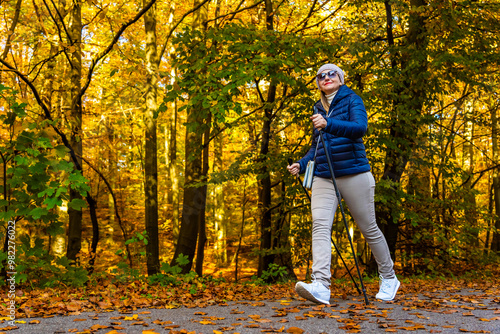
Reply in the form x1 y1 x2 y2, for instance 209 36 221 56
0 59 82 170
205 0 265 25
78 0 157 102
77 153 133 267
292 0 347 34
1 0 22 60
157 0 212 65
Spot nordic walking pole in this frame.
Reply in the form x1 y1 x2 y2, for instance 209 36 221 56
316 130 370 305
288 158 362 295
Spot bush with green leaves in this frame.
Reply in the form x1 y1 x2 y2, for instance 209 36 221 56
0 84 90 286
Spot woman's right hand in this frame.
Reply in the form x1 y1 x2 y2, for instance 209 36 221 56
287 162 300 176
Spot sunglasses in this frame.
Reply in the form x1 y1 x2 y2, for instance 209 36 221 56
317 70 337 81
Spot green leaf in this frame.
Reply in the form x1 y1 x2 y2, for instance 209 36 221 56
29 207 49 219
54 145 70 158
67 198 87 210
38 187 55 198
43 197 62 210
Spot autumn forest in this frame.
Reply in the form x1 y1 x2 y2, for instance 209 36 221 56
1 0 500 293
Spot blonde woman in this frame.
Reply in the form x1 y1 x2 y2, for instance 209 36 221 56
287 64 400 304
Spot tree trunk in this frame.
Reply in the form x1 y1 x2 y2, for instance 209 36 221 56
375 0 428 261
195 114 211 276
233 180 248 282
273 181 297 281
66 0 84 262
143 0 160 275
171 114 203 272
491 101 500 252
257 0 276 277
463 102 479 248
171 0 208 273
213 134 226 266
164 7 180 245
257 97 275 276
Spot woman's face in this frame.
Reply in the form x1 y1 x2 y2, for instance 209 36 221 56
318 69 341 94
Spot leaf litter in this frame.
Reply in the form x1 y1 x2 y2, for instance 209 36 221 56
0 273 499 333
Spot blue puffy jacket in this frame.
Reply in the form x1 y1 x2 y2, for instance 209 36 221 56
298 85 371 178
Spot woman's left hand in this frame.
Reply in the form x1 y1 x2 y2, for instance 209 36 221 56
311 114 327 130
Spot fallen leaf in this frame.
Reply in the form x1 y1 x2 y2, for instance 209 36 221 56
90 324 109 330
131 321 147 326
287 308 301 313
124 314 140 321
286 326 305 334
217 326 235 331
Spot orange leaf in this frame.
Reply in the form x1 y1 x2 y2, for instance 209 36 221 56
90 324 109 330
286 326 305 334
163 325 180 329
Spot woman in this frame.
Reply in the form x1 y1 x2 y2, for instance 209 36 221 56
287 64 400 304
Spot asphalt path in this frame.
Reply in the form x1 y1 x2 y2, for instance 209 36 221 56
4 288 500 334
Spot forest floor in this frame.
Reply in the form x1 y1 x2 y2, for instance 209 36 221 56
1 267 500 333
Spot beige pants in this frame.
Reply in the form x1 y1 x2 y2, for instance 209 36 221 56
310 172 395 288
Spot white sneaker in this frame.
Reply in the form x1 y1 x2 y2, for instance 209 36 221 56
376 275 400 301
295 278 331 304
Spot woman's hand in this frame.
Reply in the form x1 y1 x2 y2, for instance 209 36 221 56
311 114 327 130
287 162 300 176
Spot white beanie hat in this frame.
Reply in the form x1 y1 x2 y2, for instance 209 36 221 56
316 63 344 89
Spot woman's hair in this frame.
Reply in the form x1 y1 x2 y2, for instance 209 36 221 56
320 92 330 112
